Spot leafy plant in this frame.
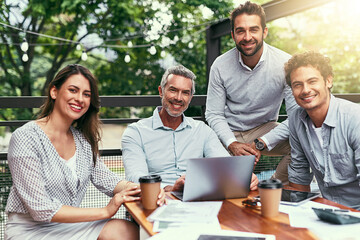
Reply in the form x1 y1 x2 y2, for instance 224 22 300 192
0 161 12 221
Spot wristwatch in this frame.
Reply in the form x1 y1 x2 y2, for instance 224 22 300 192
254 138 265 151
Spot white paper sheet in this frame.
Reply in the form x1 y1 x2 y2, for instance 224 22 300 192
147 200 223 223
148 228 276 240
152 217 221 232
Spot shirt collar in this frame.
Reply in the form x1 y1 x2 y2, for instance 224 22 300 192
322 94 337 128
299 108 309 124
238 41 267 70
152 106 191 131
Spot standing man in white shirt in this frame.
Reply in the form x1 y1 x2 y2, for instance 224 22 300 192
205 1 298 183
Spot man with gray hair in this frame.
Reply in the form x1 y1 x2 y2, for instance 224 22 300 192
122 65 258 192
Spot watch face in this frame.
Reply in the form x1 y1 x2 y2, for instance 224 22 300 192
255 140 265 151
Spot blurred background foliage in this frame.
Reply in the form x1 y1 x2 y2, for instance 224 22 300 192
0 0 360 123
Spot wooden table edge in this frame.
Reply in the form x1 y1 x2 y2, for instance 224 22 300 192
124 190 359 238
124 201 157 236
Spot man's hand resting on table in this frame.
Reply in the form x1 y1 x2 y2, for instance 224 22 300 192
163 175 185 192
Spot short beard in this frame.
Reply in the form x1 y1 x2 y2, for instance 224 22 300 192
161 97 188 118
165 106 183 117
236 39 263 57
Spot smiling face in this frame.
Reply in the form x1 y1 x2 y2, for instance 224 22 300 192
159 74 193 118
50 74 91 122
290 66 333 115
231 14 268 58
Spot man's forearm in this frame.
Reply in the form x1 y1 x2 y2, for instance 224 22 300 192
262 120 290 150
163 185 174 192
289 182 311 192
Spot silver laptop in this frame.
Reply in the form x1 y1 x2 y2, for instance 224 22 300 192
172 155 255 201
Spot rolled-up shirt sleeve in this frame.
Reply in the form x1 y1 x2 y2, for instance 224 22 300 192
7 130 62 222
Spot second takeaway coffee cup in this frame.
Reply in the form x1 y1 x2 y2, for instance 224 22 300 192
258 179 283 218
139 175 162 210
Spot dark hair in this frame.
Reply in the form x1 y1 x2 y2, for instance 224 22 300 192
38 64 101 165
284 52 334 87
230 1 266 32
160 65 196 95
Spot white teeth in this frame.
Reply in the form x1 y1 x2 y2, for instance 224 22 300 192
70 104 81 110
172 103 182 107
303 96 314 100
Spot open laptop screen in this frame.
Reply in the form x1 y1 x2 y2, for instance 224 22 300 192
172 155 255 201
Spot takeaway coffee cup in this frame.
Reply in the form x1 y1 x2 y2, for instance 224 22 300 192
139 175 162 210
258 179 283 218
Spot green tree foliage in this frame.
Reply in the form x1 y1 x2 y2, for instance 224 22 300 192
265 1 360 93
92 0 234 117
0 162 12 220
1 0 359 121
0 0 233 120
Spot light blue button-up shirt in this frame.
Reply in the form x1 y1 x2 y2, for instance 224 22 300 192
122 107 230 187
288 95 360 209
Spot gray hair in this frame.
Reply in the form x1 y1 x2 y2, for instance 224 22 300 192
160 65 196 95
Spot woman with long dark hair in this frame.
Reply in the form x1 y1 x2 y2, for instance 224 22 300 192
5 64 165 240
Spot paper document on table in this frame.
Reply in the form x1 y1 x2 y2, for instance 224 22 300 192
148 228 276 240
147 200 223 223
152 217 220 232
281 200 360 240
279 199 338 215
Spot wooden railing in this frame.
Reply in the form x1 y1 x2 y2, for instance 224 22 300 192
1 93 360 159
0 95 207 159
0 95 208 127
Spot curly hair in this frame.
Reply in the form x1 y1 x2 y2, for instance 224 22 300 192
285 52 334 87
230 1 266 32
38 64 101 165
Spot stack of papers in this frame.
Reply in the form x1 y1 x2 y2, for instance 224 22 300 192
147 200 222 232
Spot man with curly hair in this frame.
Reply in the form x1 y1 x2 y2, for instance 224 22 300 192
285 51 360 209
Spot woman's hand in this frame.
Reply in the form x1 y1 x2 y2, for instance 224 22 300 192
157 188 167 207
250 173 259 191
105 185 141 218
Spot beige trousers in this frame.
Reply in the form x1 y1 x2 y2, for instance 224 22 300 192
233 121 291 184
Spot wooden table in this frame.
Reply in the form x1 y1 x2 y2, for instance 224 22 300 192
124 190 357 240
